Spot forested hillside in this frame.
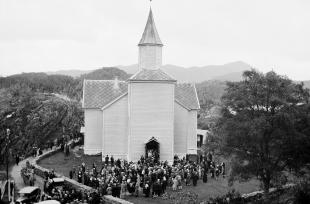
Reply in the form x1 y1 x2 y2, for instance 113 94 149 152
0 85 83 164
0 67 130 167
0 67 130 102
0 73 81 100
196 80 226 109
195 80 227 129
80 67 130 81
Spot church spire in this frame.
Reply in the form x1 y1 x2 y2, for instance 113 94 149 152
138 7 163 70
138 8 163 46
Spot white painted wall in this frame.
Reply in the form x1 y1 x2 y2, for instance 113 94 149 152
139 46 162 69
84 109 103 155
174 102 188 158
128 82 174 162
187 110 198 154
102 95 128 160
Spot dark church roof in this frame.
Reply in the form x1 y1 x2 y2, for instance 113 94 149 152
138 8 163 46
128 69 176 81
83 80 199 110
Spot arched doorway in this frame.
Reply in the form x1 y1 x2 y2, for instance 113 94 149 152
145 137 160 162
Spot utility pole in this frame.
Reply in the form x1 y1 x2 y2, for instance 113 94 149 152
6 129 10 183
5 113 13 202
6 128 10 202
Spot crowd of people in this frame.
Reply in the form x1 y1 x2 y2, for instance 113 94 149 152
21 161 36 186
19 136 226 203
67 152 226 200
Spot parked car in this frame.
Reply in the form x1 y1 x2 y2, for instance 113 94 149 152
16 186 41 204
45 178 65 194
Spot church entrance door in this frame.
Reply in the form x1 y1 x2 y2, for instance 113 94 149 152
145 137 159 163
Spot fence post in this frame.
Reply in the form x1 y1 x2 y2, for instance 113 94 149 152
8 179 10 202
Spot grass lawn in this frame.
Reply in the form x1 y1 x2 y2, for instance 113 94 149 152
126 178 259 204
38 148 102 177
38 148 260 203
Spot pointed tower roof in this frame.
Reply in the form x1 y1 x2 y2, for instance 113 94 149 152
138 8 163 46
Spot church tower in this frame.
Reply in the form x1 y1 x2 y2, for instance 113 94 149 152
82 5 199 163
128 8 175 163
138 8 163 70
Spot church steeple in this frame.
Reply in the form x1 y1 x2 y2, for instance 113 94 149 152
139 8 163 46
138 8 163 70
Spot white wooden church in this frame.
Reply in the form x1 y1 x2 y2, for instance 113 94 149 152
82 9 200 163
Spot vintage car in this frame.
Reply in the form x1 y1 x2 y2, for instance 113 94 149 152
45 178 65 194
16 186 41 204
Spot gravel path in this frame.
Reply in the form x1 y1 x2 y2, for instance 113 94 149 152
10 153 46 192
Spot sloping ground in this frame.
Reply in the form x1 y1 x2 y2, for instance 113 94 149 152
37 149 102 178
38 150 260 204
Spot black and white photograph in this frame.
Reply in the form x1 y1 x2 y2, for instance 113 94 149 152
0 0 310 203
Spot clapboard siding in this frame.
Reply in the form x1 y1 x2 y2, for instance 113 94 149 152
187 110 198 154
139 46 162 69
129 82 174 162
103 95 128 160
174 102 188 157
84 109 103 155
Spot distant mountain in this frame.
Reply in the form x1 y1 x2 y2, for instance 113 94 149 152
119 61 252 82
211 71 244 82
168 61 252 82
44 61 251 82
44 62 309 84
46 69 92 78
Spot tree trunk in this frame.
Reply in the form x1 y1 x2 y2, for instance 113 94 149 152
263 174 270 200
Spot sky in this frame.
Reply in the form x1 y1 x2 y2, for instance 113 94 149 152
0 0 309 80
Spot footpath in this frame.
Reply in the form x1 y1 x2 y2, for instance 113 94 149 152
9 151 48 191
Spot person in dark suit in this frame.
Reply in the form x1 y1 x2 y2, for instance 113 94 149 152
203 170 208 183
69 170 73 179
105 155 109 165
110 155 114 166
221 162 226 178
78 169 82 183
192 171 199 186
15 154 20 165
143 182 150 197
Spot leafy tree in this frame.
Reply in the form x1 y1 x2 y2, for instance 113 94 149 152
0 67 131 168
0 85 83 165
217 69 310 194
